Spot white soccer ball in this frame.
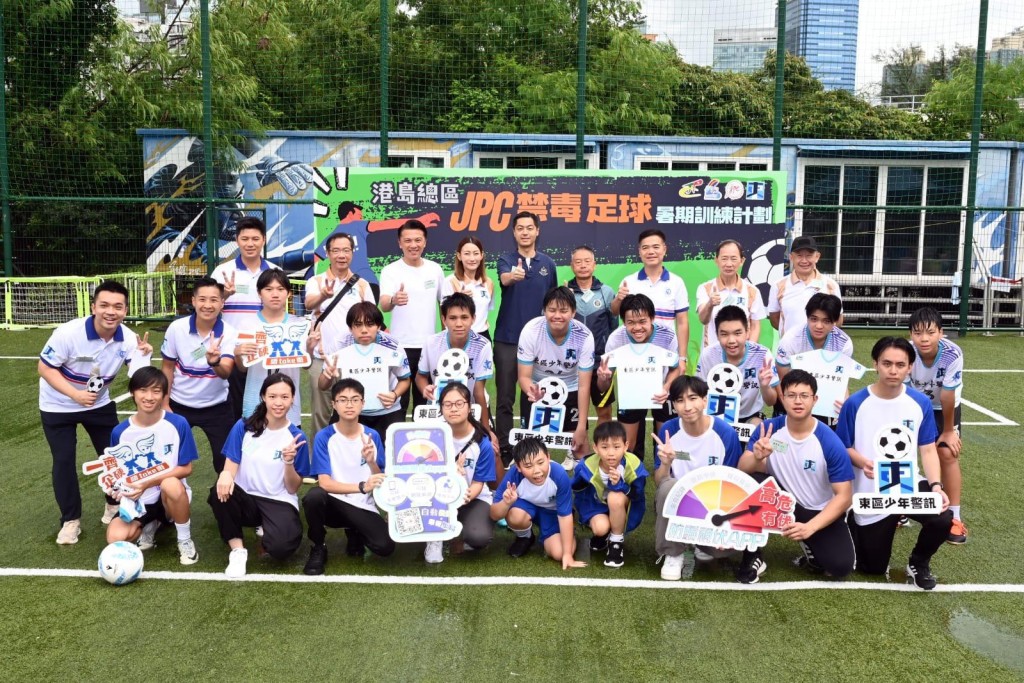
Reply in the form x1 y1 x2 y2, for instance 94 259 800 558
98 541 144 586
536 377 569 407
707 363 743 396
86 375 105 393
875 425 915 460
745 238 787 305
437 349 469 379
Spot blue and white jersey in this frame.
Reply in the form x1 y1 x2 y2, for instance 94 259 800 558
619 268 690 326
655 416 742 479
310 423 386 512
441 276 495 335
160 314 238 408
39 316 139 413
836 385 937 526
696 341 773 417
240 312 303 426
110 411 199 506
417 330 495 396
495 463 573 515
223 419 310 509
453 432 496 504
908 339 963 410
517 317 595 391
748 416 853 511
330 330 411 417
211 256 278 331
775 325 853 367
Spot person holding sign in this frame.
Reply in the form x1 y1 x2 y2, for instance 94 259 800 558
160 277 238 474
517 287 596 464
767 235 842 337
836 337 952 590
441 236 495 340
319 302 411 437
737 370 856 584
597 294 680 462
210 373 310 578
106 367 200 566
490 437 585 570
652 375 743 581
570 421 648 569
695 239 766 348
696 305 776 426
302 378 393 575
567 245 618 427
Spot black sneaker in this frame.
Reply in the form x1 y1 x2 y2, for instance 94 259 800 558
589 533 609 553
906 558 937 590
507 533 535 558
735 552 767 584
303 543 328 575
345 531 366 558
896 515 910 528
792 541 823 574
603 541 625 568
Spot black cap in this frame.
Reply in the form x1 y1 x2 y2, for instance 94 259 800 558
790 235 819 253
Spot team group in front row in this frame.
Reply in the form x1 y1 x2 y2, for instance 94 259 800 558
38 213 965 588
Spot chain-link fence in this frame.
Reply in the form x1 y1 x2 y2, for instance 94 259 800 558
0 0 1021 331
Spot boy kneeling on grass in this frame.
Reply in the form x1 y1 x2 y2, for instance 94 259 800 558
571 421 647 568
490 437 587 570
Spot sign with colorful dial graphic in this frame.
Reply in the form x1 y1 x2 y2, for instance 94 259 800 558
662 465 796 551
374 423 468 542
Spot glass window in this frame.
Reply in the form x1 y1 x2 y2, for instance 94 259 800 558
802 165 840 273
707 162 736 171
639 161 669 170
840 166 878 275
417 157 445 168
922 167 964 275
739 163 769 171
670 161 700 171
506 156 559 170
390 155 414 168
883 167 924 274
564 158 589 169
478 157 504 169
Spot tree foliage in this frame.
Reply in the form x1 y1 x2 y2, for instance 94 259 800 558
924 58 1024 141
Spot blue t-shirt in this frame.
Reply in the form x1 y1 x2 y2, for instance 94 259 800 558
568 277 617 357
494 251 558 344
494 461 574 516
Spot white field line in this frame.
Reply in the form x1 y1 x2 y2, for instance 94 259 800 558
961 398 1018 427
0 567 1022 593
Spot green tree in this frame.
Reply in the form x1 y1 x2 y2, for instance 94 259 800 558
671 63 772 137
924 58 1024 141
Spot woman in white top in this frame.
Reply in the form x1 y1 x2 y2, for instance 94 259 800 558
442 236 495 339
696 239 767 348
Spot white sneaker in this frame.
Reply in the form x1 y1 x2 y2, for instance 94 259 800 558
561 456 578 471
56 519 81 545
694 546 714 562
225 548 248 578
255 525 264 538
424 541 444 564
661 553 685 581
101 503 119 525
178 538 199 565
136 521 160 550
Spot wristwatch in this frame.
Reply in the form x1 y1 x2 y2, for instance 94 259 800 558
928 481 943 490
358 481 366 494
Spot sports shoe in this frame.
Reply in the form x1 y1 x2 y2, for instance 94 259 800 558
906 558 937 590
694 546 715 562
225 548 248 578
303 543 328 575
507 532 536 558
256 540 270 560
450 538 466 555
736 553 767 584
896 515 910 528
345 531 366 558
792 541 823 573
56 519 81 545
604 541 625 568
178 538 199 565
947 518 968 545
589 533 609 553
424 541 444 564
101 503 119 525
561 456 577 471
137 520 160 550
255 525 265 538
660 553 685 581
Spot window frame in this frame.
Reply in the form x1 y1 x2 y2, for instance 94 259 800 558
386 150 451 169
472 152 599 170
633 156 773 172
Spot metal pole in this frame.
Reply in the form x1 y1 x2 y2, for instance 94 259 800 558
576 0 588 169
379 0 390 168
200 0 217 275
959 0 989 337
772 0 787 171
0 2 13 277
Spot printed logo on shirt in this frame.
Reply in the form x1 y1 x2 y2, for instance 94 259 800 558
373 356 381 365
483 360 493 370
936 368 946 379
566 349 577 361
42 346 56 360
744 368 756 379
803 459 816 472
163 444 173 455
539 267 549 276
272 450 283 461
902 419 917 431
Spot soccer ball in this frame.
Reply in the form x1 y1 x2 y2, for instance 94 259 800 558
437 349 469 379
86 375 105 393
98 541 144 586
707 363 743 396
536 377 569 407
875 425 915 460
744 238 787 306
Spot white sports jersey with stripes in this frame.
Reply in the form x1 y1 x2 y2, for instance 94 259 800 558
907 339 963 410
696 341 773 418
417 330 494 396
619 268 690 326
516 317 595 391
775 325 853 367
212 256 278 331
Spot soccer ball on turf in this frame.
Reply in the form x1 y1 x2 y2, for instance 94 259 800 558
98 541 144 586
437 349 469 379
875 425 915 460
536 377 569 408
707 363 743 396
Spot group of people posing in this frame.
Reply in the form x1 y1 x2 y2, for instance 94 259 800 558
38 213 966 588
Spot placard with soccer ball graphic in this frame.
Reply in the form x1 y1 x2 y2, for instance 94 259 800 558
509 377 575 451
852 423 943 515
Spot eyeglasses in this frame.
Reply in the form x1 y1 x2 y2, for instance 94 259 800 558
328 248 352 255
783 393 814 401
441 400 468 410
333 396 363 406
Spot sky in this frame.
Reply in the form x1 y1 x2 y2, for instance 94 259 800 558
641 0 1021 94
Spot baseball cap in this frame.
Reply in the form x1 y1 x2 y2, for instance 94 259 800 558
790 235 819 253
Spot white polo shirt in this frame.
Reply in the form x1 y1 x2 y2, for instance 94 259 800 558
695 277 767 348
767 271 841 337
379 258 445 349
619 267 690 326
306 272 376 359
160 314 238 408
223 419 311 509
39 316 139 413
212 256 278 331
311 423 386 512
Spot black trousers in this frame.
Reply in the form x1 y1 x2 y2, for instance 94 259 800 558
849 481 954 575
302 486 395 557
398 347 426 419
458 498 495 549
41 402 119 523
170 398 233 473
493 341 519 452
226 365 245 423
207 485 302 560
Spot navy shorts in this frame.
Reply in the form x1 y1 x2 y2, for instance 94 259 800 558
510 499 563 541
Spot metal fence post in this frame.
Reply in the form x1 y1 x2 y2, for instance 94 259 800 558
576 0 588 168
380 0 390 168
0 2 13 277
200 0 217 276
772 0 787 172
